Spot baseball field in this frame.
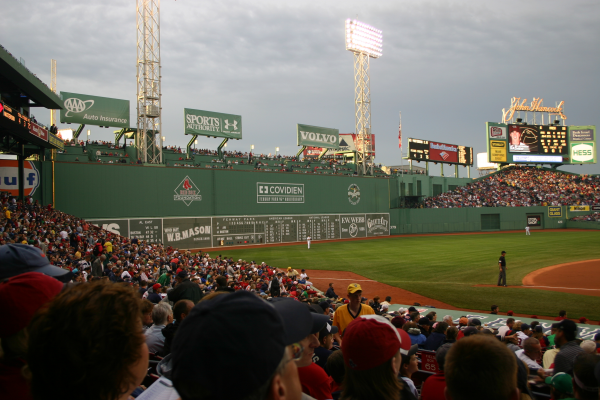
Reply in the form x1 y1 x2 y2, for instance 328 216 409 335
220 230 600 320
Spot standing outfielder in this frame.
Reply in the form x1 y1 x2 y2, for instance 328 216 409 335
307 235 312 249
525 226 530 235
497 251 507 287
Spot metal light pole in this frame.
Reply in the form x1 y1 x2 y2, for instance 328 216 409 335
345 19 382 176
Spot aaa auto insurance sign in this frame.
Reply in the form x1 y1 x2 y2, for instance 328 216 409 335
0 160 40 196
60 91 130 128
297 124 339 149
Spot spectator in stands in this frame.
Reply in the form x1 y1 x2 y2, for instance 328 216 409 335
171 291 310 400
556 310 568 321
579 340 596 354
0 243 71 282
215 275 234 292
545 372 574 400
404 321 427 346
445 335 519 400
340 315 405 400
445 326 458 344
140 299 154 332
168 271 203 304
296 304 332 400
145 302 173 355
423 321 449 351
138 280 148 297
332 283 375 337
397 328 420 399
162 299 193 356
516 337 546 378
146 283 162 303
326 349 345 399
572 353 600 400
0 272 64 400
532 325 550 349
418 317 432 338
516 323 532 344
325 282 338 299
26 281 149 400
91 254 105 278
313 322 338 373
554 319 584 376
421 343 453 400
491 305 499 314
380 296 392 308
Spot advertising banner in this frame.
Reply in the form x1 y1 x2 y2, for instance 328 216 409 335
548 206 562 218
163 218 212 249
0 160 40 196
257 182 304 204
340 214 367 239
570 206 590 212
87 219 130 237
184 108 242 139
29 122 48 141
60 92 130 128
429 142 459 163
570 143 595 164
366 213 390 236
526 215 541 227
297 124 339 149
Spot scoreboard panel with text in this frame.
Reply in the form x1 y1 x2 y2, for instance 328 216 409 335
407 138 473 166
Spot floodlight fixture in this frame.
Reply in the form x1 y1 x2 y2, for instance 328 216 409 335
345 19 383 58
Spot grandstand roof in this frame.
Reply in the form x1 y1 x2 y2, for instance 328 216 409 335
0 45 63 110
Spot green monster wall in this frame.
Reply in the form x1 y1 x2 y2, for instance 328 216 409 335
32 162 591 245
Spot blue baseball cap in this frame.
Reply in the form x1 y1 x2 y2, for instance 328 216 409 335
0 244 70 282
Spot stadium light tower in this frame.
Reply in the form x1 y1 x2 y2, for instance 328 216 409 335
345 19 382 175
136 0 163 164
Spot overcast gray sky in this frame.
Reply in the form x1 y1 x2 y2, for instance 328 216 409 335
2 0 599 176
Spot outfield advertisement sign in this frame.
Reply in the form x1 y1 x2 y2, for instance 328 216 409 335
548 206 562 218
297 124 339 149
257 182 304 203
86 213 390 248
184 108 242 139
60 92 130 128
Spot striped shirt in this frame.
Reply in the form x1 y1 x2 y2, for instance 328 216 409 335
553 340 584 376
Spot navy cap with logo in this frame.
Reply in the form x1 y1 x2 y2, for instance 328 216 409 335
0 244 70 282
171 291 292 400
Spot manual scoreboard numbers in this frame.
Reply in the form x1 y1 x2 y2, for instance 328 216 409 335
408 138 430 161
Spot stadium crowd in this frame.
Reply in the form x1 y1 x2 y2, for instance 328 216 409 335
570 212 600 222
1 193 600 400
424 166 600 208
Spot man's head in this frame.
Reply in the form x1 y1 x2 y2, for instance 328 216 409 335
347 283 362 303
555 319 578 346
445 335 519 400
506 317 515 328
520 323 532 336
216 275 227 287
173 299 194 322
26 281 148 400
385 296 392 302
491 305 499 313
572 353 600 400
152 302 173 326
545 373 574 399
171 291 308 400
326 349 345 386
558 310 567 318
436 343 453 372
522 337 542 361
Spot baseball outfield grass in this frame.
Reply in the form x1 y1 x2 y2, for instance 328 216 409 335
220 230 600 320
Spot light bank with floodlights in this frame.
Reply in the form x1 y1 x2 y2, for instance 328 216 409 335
345 19 382 175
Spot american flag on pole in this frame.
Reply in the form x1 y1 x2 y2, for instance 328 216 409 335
398 112 402 149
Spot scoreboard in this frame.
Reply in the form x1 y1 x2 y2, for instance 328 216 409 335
486 122 596 164
407 138 473 166
89 213 391 249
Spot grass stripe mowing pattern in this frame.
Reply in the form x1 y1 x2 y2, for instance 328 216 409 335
219 231 600 320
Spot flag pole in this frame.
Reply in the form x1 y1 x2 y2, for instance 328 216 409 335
399 111 403 177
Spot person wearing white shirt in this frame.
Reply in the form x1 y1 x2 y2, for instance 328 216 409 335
497 317 515 339
516 337 546 378
516 323 532 346
307 236 311 249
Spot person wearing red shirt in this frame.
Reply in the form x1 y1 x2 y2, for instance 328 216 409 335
555 310 567 321
421 343 452 400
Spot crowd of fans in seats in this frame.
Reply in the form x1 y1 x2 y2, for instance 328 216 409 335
424 166 600 208
570 212 600 222
2 192 599 400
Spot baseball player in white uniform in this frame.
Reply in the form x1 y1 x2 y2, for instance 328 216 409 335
307 236 311 249
525 226 530 235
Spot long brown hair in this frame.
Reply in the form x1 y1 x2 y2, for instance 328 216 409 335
340 355 403 400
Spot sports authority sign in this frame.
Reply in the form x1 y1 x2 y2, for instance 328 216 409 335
174 176 202 206
184 108 242 139
0 160 40 196
297 124 339 149
257 182 304 203
60 92 130 128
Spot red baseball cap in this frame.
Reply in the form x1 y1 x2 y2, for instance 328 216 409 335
153 283 162 291
342 315 402 371
0 272 64 338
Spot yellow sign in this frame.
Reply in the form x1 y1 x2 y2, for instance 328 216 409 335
490 141 507 162
502 97 566 123
548 206 562 218
569 205 590 212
